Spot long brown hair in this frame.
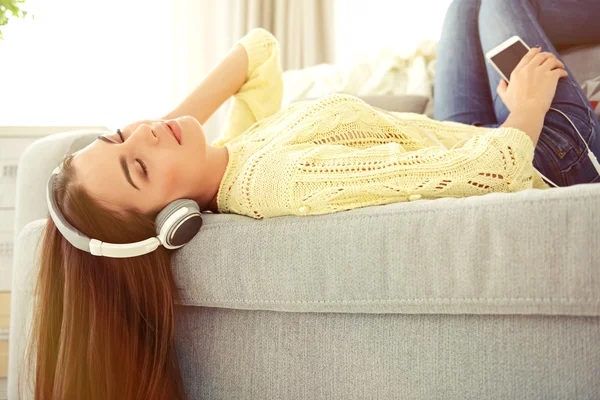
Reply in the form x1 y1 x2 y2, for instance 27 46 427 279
20 152 188 399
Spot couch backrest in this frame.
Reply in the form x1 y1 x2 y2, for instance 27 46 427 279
560 44 600 85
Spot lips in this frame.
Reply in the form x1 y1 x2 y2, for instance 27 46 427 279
165 120 182 145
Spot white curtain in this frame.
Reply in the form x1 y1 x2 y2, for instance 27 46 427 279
229 0 336 70
168 0 235 142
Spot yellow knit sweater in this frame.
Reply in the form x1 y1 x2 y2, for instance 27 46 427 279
211 28 550 220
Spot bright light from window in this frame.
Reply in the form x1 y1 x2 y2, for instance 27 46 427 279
334 0 452 65
0 0 176 126
0 0 454 126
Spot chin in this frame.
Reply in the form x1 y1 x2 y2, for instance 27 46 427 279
179 115 206 145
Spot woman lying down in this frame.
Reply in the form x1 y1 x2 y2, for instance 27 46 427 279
25 1 600 399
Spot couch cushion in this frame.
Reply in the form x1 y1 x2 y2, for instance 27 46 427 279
560 44 600 85
15 182 600 317
560 44 600 122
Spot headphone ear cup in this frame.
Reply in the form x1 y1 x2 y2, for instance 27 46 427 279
155 199 202 248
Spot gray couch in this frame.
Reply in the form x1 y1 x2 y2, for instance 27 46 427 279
8 45 600 399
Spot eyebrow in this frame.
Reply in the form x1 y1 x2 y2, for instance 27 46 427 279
96 135 140 191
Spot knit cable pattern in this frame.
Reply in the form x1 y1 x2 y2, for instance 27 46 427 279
212 29 549 220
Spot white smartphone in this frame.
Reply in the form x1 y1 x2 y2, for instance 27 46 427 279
485 36 531 83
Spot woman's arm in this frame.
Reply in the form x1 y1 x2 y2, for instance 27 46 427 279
161 44 249 124
496 47 568 147
118 29 281 142
500 109 545 147
211 28 283 147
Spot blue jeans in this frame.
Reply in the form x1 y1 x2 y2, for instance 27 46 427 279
433 0 600 186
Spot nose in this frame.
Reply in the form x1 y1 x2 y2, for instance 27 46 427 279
146 121 172 142
129 124 157 144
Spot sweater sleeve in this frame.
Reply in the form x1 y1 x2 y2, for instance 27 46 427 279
211 28 283 148
292 127 539 216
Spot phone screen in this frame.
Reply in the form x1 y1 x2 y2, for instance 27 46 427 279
490 41 529 81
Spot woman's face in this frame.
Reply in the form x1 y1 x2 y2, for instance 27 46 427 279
72 116 208 215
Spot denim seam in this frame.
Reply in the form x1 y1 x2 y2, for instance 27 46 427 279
562 80 597 149
528 0 541 22
560 141 598 180
540 125 583 158
549 103 596 179
535 140 566 186
537 89 596 175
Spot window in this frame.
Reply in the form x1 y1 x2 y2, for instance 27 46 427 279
333 0 452 65
0 0 177 127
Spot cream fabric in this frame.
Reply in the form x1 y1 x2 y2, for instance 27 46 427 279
212 28 549 220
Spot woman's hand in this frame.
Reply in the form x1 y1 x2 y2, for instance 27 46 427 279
496 46 568 117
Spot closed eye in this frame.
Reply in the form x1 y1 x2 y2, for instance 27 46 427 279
136 158 147 176
117 129 148 179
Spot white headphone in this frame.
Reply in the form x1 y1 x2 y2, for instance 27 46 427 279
46 150 203 258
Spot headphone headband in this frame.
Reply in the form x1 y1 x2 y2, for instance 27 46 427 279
46 154 202 258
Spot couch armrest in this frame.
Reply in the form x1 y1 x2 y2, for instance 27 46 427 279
13 129 109 240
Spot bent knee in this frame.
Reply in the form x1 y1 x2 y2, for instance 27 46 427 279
446 0 481 16
481 0 540 13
